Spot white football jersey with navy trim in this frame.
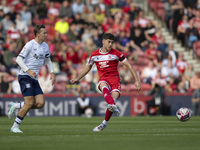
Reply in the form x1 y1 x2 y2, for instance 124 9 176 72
18 39 50 79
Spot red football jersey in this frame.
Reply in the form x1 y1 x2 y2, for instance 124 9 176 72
88 48 126 78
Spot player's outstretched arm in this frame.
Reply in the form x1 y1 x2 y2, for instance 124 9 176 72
70 64 92 84
122 59 141 91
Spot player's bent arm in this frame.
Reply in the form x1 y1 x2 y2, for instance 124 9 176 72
71 64 92 83
122 59 141 91
16 56 36 78
122 59 140 82
44 57 56 85
16 56 29 72
44 57 54 73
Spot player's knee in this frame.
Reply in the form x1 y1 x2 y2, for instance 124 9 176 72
38 101 45 108
25 101 34 109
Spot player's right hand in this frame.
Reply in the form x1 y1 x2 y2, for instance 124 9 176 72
27 69 37 78
70 78 78 84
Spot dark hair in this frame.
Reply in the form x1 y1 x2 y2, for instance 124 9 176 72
102 33 115 41
34 24 45 37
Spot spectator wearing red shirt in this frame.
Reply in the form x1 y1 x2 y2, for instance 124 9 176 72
146 42 157 60
177 15 190 46
66 46 79 65
137 10 149 30
7 22 21 40
175 53 188 74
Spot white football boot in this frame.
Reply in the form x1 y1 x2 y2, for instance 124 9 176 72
93 123 107 132
8 102 16 120
107 104 120 115
10 127 23 133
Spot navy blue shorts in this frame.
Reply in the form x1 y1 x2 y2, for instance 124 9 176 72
18 75 43 97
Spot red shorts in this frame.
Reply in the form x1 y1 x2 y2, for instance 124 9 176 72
98 75 121 94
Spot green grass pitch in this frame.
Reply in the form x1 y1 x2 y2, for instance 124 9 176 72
0 116 200 150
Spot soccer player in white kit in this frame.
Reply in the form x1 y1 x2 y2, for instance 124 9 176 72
8 24 56 133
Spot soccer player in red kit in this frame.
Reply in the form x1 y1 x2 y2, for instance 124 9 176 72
70 33 141 131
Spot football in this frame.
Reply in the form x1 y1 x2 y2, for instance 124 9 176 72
176 107 192 122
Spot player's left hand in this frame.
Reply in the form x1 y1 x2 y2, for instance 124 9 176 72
135 80 141 92
50 73 56 85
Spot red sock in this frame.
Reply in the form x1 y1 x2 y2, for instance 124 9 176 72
102 86 115 104
105 108 113 121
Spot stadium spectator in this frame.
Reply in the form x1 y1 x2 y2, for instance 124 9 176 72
38 66 54 94
98 0 111 17
151 70 167 88
191 84 200 115
130 27 148 51
175 53 188 75
91 29 102 48
1 13 13 32
59 0 73 19
15 13 29 35
190 71 200 90
145 42 157 60
137 10 149 29
7 22 21 40
20 5 32 26
166 43 177 66
72 0 84 15
12 75 21 94
66 28 78 44
94 6 105 25
161 59 179 80
109 0 120 17
177 15 190 46
82 38 97 64
47 2 59 20
76 91 95 117
0 0 10 14
26 0 37 18
165 77 177 93
2 42 17 67
157 36 168 57
144 20 157 42
9 5 17 22
6 57 19 76
0 73 12 94
177 74 189 93
35 0 47 19
66 46 79 65
116 30 130 51
146 84 166 115
184 63 195 80
54 17 69 34
141 60 157 84
164 0 177 30
128 2 140 21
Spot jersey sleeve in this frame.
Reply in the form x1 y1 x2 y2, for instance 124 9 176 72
45 44 51 58
116 50 126 62
87 53 94 66
18 42 32 58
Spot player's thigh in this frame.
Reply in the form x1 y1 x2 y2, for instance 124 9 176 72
35 94 45 106
111 91 120 101
98 81 110 92
24 96 35 108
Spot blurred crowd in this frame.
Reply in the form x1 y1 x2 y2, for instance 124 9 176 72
0 0 200 96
